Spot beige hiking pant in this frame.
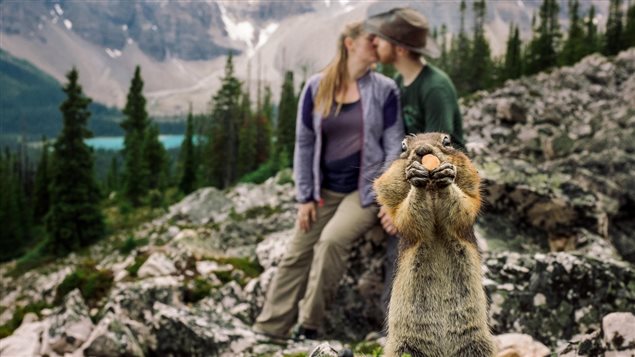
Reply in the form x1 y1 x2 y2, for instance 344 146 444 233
253 189 379 336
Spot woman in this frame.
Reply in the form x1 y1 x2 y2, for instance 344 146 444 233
253 22 404 339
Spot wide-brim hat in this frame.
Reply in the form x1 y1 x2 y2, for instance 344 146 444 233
364 7 440 59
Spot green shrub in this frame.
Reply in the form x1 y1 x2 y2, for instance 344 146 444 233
54 261 113 306
126 253 149 277
240 160 279 184
276 168 294 185
118 235 149 255
8 238 54 277
147 189 164 209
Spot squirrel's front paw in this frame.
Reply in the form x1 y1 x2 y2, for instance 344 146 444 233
406 161 430 187
430 163 456 188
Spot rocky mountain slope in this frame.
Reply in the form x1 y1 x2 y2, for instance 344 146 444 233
0 0 610 117
1 50 634 356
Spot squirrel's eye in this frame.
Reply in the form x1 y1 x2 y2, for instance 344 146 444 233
442 136 452 148
401 140 408 152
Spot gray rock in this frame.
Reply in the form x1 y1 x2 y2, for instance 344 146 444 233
79 312 145 357
45 289 94 355
309 342 339 357
151 301 257 356
486 252 635 348
167 187 232 225
603 312 635 351
137 252 177 278
108 276 182 322
494 333 550 357
0 314 47 357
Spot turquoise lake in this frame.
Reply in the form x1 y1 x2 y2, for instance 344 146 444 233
85 135 185 150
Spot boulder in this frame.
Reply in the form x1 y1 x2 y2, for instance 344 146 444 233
137 252 177 278
0 313 46 357
79 312 146 357
44 289 94 355
108 276 182 322
602 312 635 351
167 187 232 224
151 301 259 356
309 342 339 357
494 333 550 357
485 252 635 348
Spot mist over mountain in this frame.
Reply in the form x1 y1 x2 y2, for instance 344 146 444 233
0 0 610 120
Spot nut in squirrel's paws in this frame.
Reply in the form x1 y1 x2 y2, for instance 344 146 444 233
406 158 456 189
421 154 441 170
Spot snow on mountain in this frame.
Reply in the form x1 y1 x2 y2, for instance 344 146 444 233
0 0 611 118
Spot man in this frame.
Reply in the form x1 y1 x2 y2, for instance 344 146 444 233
363 7 466 318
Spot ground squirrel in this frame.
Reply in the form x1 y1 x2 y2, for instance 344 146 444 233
374 133 495 357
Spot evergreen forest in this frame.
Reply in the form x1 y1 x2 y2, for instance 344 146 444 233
1 0 634 272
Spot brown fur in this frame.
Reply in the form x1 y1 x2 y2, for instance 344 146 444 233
373 133 495 357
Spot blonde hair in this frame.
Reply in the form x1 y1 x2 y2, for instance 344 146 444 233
314 22 364 118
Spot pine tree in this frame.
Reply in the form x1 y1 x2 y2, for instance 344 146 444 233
0 150 30 261
179 109 197 194
604 0 624 55
626 1 635 48
504 23 523 80
33 137 51 223
525 0 561 75
438 24 450 72
276 71 297 168
237 92 257 177
450 0 472 95
204 52 242 188
121 66 150 205
254 85 273 167
46 68 105 255
106 156 119 193
584 5 601 55
468 0 493 92
143 124 167 191
561 0 586 65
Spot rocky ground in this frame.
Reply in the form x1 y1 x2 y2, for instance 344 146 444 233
1 49 634 357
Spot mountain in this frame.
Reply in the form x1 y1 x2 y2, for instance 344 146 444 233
0 49 123 138
0 0 611 119
0 49 186 139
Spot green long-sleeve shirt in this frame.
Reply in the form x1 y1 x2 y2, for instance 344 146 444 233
396 64 465 150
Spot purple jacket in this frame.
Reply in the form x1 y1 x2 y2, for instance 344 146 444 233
293 70 404 207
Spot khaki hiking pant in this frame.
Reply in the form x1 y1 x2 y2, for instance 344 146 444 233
253 189 379 336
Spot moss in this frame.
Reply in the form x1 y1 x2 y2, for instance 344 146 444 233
353 341 383 356
214 256 263 278
214 270 234 285
54 260 114 307
126 253 149 277
183 276 214 303
229 207 243 222
0 301 51 338
244 205 282 220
